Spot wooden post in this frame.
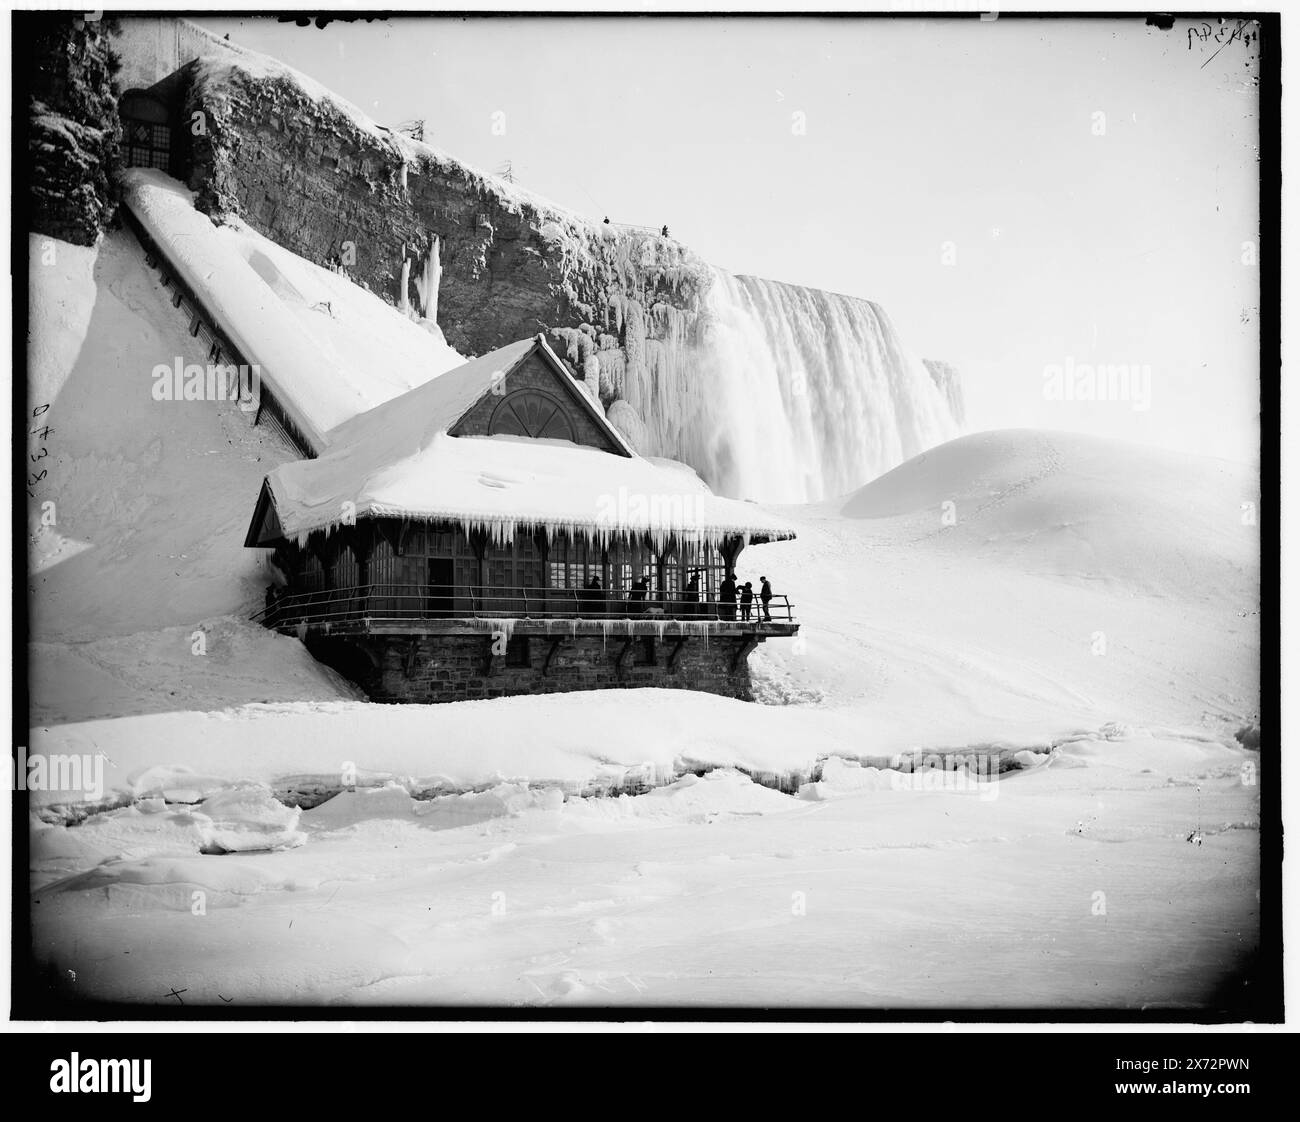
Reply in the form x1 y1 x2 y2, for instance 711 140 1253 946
468 528 489 595
353 523 374 619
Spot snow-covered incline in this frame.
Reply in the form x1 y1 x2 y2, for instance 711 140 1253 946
27 229 360 722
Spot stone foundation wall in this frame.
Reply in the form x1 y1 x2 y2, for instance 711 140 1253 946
309 633 755 704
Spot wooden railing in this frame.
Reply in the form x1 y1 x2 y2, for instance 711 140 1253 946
252 583 794 628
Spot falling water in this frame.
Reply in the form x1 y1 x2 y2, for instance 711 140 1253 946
619 270 961 504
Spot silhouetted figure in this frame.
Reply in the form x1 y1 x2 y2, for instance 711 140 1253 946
719 571 738 621
629 575 649 614
740 581 755 622
661 225 669 237
603 216 611 224
584 574 603 616
685 572 700 619
760 576 773 622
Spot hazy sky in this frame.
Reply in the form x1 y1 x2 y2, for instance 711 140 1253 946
196 14 1263 465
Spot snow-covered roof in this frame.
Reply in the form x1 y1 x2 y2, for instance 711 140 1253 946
250 338 796 549
261 432 796 550
119 168 466 448
322 333 631 456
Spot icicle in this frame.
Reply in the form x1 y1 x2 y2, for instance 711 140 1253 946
413 234 442 325
399 253 411 316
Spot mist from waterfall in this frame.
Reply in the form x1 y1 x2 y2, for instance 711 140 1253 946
620 270 962 504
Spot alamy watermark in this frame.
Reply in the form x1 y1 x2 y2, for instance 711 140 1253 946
890 750 1001 801
1042 357 1152 412
12 746 105 800
595 485 703 528
152 358 260 411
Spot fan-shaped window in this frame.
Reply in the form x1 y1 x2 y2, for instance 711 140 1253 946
488 390 576 441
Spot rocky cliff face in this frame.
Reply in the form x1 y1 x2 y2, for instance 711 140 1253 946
25 15 123 246
181 56 712 377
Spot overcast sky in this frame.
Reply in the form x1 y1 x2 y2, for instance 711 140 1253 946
196 14 1263 465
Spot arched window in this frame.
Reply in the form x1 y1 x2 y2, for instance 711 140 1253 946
120 90 172 172
488 389 576 442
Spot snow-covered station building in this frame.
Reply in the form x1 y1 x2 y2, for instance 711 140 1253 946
244 335 800 702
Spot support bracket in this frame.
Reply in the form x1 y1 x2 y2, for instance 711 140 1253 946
731 634 760 673
613 638 634 679
541 637 563 677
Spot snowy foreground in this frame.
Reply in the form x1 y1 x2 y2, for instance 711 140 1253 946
26 231 1260 1009
31 733 1257 1009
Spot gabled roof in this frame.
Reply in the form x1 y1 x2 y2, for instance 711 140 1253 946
244 335 796 551
321 332 634 457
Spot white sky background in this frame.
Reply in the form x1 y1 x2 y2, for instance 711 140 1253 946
195 14 1263 467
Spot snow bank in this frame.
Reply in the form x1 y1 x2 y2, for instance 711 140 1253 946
29 685 1249 814
33 782 305 877
27 233 99 406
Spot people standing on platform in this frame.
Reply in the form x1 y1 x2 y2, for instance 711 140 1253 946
740 581 755 621
719 571 738 621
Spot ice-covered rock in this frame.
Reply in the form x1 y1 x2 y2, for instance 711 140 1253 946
606 399 649 454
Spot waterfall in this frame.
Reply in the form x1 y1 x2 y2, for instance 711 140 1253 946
615 270 961 503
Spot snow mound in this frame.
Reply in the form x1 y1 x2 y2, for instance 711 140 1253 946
839 429 1258 599
196 785 307 853
33 782 305 893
